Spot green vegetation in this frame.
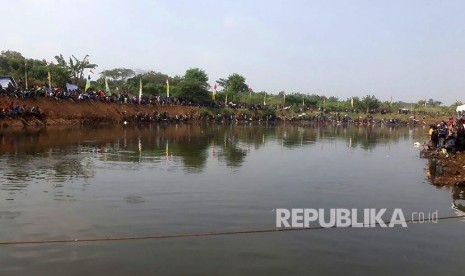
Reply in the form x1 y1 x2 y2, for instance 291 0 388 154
175 68 210 102
217 73 249 102
0 49 456 115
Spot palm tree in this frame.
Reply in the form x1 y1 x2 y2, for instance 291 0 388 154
54 54 98 84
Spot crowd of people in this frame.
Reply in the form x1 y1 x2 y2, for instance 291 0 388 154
1 85 275 110
0 85 426 126
1 86 194 106
0 101 45 121
0 85 289 115
427 117 465 152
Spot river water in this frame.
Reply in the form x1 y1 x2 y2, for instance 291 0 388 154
0 124 464 275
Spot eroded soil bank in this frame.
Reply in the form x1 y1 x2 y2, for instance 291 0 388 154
425 151 465 186
0 98 197 128
1 98 449 129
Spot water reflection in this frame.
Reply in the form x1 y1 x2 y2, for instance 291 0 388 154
424 158 465 219
448 185 465 219
5 124 465 276
0 124 425 189
425 158 443 180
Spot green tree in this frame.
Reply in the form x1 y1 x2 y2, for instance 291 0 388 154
361 95 380 114
69 54 98 83
0 50 26 81
216 78 229 90
327 96 339 102
306 94 323 107
101 68 135 82
26 59 48 87
54 54 98 85
126 71 172 96
175 68 210 102
285 93 306 106
228 73 248 94
49 63 70 87
99 68 136 93
217 73 248 101
427 98 442 107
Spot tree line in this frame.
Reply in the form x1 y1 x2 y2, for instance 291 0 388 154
0 50 453 114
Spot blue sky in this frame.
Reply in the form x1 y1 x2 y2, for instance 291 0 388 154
3 0 465 104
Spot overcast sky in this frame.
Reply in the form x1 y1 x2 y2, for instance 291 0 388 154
3 0 465 104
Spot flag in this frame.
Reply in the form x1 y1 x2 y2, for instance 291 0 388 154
264 92 266 106
47 71 52 90
105 77 110 94
85 72 91 92
138 78 143 104
166 79 170 98
350 97 354 108
85 78 90 92
249 87 253 98
212 83 217 100
24 61 28 90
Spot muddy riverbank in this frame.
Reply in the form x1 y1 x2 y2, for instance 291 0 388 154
0 98 197 128
0 98 448 128
424 151 465 186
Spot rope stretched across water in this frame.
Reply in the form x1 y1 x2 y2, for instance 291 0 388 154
1 214 464 246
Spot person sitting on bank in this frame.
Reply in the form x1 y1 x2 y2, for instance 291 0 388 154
438 123 448 148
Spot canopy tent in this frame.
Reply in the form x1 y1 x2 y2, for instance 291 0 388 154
0 76 16 89
66 83 79 92
456 104 465 113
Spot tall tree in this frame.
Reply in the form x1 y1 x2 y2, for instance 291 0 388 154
0 50 25 78
176 68 210 102
361 95 380 114
216 73 248 100
228 73 248 94
100 68 136 82
54 54 98 84
99 68 136 92
126 71 171 95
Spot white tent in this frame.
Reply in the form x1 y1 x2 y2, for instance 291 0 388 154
66 83 78 92
456 104 465 113
0 76 16 89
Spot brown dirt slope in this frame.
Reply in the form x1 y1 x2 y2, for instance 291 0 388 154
425 151 465 186
0 98 197 127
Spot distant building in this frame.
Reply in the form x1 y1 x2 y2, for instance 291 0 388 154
0 76 16 90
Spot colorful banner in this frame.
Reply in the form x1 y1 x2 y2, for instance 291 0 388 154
166 79 170 98
138 78 143 104
47 71 51 90
213 83 217 100
105 77 110 94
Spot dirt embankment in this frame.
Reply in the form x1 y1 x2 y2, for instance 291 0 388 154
0 98 197 128
0 97 451 129
425 151 465 186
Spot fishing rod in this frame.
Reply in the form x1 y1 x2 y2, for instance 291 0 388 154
1 214 464 246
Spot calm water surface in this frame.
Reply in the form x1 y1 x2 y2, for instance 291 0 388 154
0 124 464 275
